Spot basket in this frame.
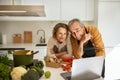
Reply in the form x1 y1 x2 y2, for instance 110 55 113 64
45 61 61 68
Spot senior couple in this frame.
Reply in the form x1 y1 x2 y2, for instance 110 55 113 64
46 18 105 77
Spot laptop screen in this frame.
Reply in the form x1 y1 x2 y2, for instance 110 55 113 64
71 56 104 80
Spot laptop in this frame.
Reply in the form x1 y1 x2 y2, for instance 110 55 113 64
61 56 104 80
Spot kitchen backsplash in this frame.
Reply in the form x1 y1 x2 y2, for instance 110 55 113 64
0 21 94 44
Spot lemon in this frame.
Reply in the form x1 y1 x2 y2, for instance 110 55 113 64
45 71 51 78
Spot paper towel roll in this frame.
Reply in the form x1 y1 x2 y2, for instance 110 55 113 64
2 34 7 44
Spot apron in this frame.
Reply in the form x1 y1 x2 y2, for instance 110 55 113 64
82 28 96 58
53 45 67 53
81 27 105 77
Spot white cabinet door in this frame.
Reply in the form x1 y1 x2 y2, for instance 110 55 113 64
42 0 61 20
21 0 61 20
98 1 120 47
86 0 94 20
21 0 44 5
61 0 94 21
0 0 12 5
34 46 47 59
61 0 86 21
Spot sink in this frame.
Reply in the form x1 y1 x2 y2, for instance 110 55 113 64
36 44 47 46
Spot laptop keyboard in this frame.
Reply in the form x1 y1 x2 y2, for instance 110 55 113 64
60 72 71 80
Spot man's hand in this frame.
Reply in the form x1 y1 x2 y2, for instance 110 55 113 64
81 33 92 44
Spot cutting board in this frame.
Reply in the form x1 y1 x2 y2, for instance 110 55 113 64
24 31 32 43
13 34 22 43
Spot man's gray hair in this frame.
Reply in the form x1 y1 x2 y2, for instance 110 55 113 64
68 18 84 28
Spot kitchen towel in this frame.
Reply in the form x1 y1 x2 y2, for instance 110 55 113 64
2 34 7 44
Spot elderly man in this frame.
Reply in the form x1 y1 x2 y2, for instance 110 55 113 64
68 18 105 58
68 18 105 77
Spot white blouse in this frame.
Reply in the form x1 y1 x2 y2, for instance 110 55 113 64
46 36 72 58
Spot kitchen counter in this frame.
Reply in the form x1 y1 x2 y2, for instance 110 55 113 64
0 48 25 50
40 67 103 80
0 43 47 50
40 60 104 80
0 43 47 60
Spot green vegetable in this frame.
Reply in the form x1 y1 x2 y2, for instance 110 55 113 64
0 63 11 80
7 50 12 54
35 60 44 69
30 66 44 78
22 70 40 80
0 55 10 65
45 71 51 78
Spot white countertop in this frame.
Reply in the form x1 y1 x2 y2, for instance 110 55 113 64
40 66 103 80
41 67 65 80
39 60 103 80
0 43 47 50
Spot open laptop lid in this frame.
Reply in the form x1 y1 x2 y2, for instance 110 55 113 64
71 56 104 80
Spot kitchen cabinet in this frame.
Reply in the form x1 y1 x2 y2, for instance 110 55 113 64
21 0 61 20
0 0 94 21
61 0 94 21
0 0 61 21
21 0 44 5
0 0 11 5
41 0 61 20
99 0 120 1
98 0 120 47
0 0 22 5
18 0 60 20
0 43 47 59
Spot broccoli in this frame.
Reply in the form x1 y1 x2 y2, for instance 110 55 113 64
22 69 40 80
30 66 44 77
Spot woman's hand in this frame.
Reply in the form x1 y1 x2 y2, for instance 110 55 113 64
50 49 55 54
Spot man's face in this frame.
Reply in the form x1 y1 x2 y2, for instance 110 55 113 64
56 27 67 43
69 21 84 40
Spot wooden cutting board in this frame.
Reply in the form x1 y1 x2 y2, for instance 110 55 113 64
24 31 32 43
13 34 22 43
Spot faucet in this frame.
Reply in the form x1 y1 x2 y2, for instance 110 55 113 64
37 29 45 43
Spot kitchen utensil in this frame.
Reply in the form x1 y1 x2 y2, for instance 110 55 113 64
24 31 32 43
2 34 7 44
12 50 38 66
13 34 22 43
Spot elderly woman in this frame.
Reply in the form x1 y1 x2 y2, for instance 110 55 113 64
47 23 72 58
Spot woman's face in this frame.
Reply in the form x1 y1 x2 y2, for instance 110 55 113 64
56 27 67 43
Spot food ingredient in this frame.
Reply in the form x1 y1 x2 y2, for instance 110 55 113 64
30 66 44 77
10 66 27 80
45 71 51 78
22 69 40 80
0 54 10 65
0 63 11 80
35 60 44 69
44 56 61 63
61 57 75 71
